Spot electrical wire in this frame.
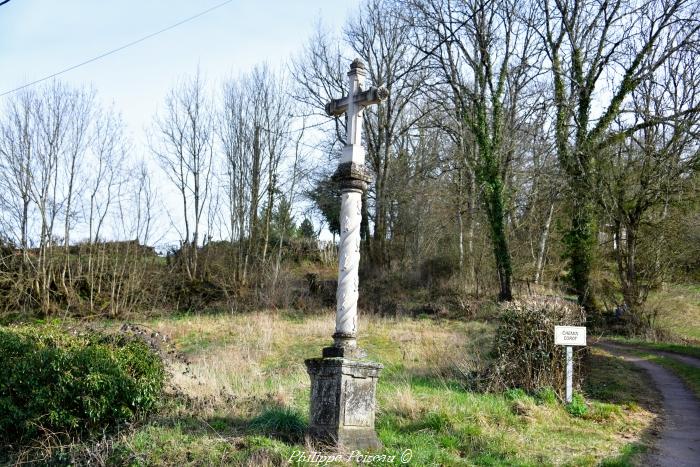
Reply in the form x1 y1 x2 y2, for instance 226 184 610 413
0 0 234 97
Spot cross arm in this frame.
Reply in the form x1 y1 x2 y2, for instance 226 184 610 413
325 86 389 117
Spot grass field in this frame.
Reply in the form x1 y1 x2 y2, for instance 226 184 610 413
646 284 700 342
10 311 648 466
607 337 700 359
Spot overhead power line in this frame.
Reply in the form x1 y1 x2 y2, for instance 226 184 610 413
0 0 234 97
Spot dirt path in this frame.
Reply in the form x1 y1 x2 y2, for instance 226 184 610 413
603 342 700 369
598 343 700 467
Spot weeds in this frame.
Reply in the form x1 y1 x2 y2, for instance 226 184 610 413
566 393 588 417
2 312 658 465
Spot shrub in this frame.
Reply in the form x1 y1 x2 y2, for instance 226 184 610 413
534 387 558 405
566 393 588 417
0 325 166 445
488 297 586 397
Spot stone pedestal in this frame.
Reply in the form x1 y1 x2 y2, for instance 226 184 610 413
305 356 383 450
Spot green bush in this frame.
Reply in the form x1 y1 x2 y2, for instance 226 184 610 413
0 325 166 444
534 387 558 405
566 393 588 417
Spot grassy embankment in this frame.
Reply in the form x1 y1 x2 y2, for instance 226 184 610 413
647 284 700 342
62 310 659 466
606 338 700 359
603 284 700 400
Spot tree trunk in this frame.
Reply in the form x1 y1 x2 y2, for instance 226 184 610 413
534 203 554 284
485 183 513 301
566 198 598 312
467 172 476 287
249 124 261 263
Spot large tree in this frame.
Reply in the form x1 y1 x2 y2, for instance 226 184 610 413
542 0 700 311
410 0 540 300
597 54 700 321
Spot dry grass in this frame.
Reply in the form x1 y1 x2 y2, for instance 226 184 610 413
150 311 484 416
648 284 700 341
15 311 655 465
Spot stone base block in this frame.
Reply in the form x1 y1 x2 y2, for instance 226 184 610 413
305 357 383 450
322 345 367 359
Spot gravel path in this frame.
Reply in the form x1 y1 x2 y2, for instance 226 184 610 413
598 342 700 467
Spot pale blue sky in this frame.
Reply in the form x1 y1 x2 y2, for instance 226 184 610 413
0 0 360 244
0 0 359 140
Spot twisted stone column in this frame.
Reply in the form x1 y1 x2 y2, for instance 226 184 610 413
335 189 362 343
325 162 370 357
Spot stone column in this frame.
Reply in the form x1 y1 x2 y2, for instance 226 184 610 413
305 166 382 449
325 162 371 358
305 59 383 451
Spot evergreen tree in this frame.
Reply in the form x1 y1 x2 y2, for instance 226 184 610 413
299 218 316 239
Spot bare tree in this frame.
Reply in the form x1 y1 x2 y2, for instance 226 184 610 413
0 90 35 256
541 0 700 311
409 0 541 300
86 107 125 245
82 107 128 313
219 64 293 284
151 70 214 280
0 81 99 314
61 86 94 251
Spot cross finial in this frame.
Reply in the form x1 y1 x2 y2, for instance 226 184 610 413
325 60 389 167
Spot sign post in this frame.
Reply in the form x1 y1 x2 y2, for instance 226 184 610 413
554 325 586 403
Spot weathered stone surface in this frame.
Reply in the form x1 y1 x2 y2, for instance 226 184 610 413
334 190 363 340
325 86 388 117
305 357 383 450
332 162 372 191
322 344 367 359
306 58 388 452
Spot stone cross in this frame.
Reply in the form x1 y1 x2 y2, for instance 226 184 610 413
324 58 387 357
304 58 387 451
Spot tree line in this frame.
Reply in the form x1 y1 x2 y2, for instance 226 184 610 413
1 0 698 324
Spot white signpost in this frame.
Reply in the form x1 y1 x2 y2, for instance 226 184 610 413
554 325 587 403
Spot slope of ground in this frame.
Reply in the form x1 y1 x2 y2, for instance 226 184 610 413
647 284 700 342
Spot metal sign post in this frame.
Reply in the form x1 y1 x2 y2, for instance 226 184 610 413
566 345 573 403
554 325 587 403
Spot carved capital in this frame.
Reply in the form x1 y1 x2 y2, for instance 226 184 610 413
350 58 365 70
333 162 372 191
